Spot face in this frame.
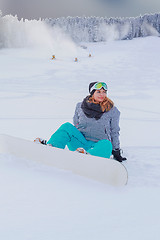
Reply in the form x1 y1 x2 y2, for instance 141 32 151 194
93 88 107 102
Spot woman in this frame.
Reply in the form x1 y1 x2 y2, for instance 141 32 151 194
37 82 126 162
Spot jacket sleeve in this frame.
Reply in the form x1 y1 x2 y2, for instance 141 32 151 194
110 107 120 150
73 103 80 126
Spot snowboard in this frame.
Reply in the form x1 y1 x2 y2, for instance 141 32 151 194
0 134 128 186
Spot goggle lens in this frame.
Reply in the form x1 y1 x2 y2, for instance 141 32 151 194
94 82 107 90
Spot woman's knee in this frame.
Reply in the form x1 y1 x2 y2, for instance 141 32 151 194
59 122 74 131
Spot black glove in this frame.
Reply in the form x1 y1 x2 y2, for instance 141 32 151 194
112 149 127 162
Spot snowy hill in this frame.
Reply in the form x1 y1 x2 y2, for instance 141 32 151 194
0 16 160 239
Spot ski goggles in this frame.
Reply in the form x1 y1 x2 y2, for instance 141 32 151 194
90 82 108 93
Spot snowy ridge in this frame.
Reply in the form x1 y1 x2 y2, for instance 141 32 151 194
1 12 160 50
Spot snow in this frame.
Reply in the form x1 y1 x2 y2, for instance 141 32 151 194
0 20 160 239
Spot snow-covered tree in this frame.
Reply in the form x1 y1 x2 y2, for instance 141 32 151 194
44 13 160 42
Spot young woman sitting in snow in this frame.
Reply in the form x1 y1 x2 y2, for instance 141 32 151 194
36 82 126 162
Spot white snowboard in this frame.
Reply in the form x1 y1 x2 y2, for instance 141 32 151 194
0 134 128 186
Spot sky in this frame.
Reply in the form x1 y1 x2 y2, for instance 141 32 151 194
1 0 160 19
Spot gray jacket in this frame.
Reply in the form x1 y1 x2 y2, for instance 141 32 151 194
73 102 120 150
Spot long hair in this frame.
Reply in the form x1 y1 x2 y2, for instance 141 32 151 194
88 95 114 112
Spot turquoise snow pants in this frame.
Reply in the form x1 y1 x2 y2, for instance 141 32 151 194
47 122 112 158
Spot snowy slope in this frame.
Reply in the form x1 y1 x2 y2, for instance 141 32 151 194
0 27 160 239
